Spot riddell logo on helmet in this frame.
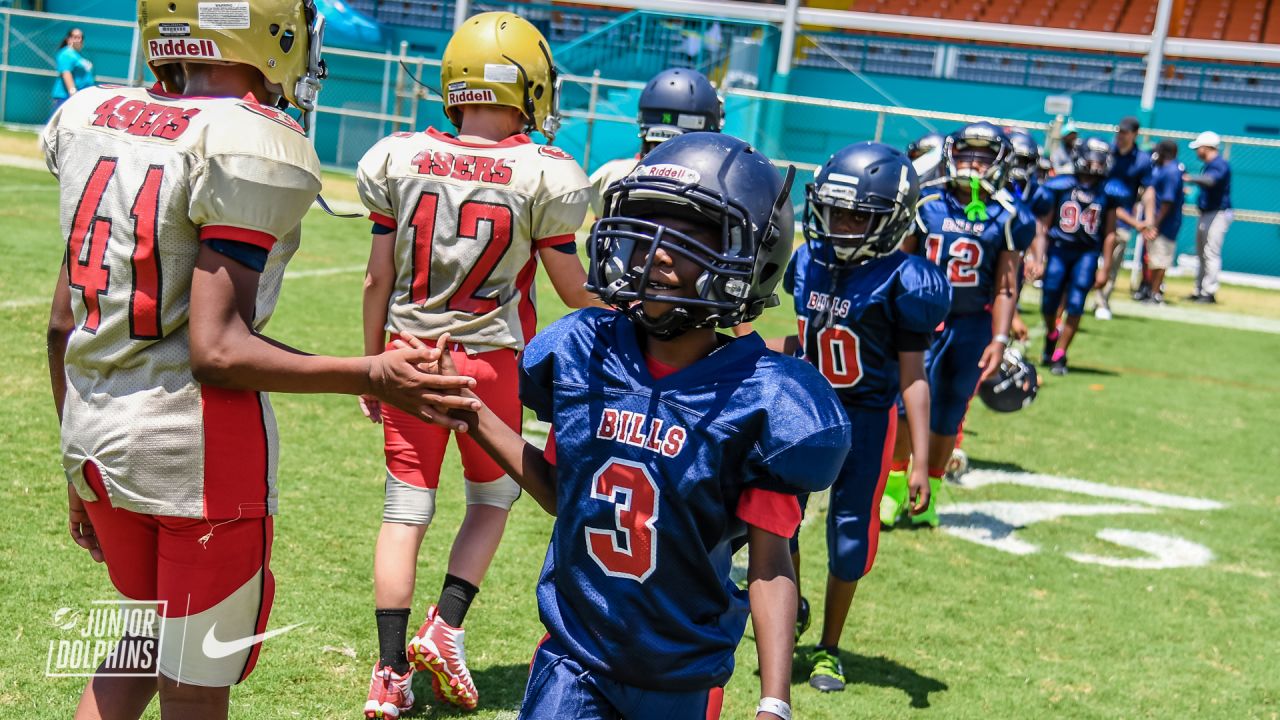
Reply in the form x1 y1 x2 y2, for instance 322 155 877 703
447 88 497 105
148 38 221 61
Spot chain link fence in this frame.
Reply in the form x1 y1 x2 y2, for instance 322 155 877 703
0 8 1275 280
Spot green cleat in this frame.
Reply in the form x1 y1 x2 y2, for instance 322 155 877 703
879 469 908 526
808 647 846 692
911 477 944 527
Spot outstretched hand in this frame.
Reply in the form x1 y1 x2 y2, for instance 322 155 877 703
391 333 480 431
368 333 478 431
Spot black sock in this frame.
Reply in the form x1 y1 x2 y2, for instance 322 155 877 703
437 574 480 628
375 608 411 675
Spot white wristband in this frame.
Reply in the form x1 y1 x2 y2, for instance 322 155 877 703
756 697 792 720
992 334 1010 346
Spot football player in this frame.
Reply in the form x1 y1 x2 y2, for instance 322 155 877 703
43 3 474 719
1027 137 1130 375
908 130 947 187
409 132 850 720
1006 128 1042 203
354 12 601 717
587 67 722 215
885 122 1036 527
774 142 951 691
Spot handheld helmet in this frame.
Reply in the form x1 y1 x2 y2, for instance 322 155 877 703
1072 137 1115 181
978 347 1039 413
907 131 945 161
803 142 920 265
587 133 795 339
441 12 561 140
138 0 327 114
1006 129 1041 187
637 67 723 145
943 121 1013 191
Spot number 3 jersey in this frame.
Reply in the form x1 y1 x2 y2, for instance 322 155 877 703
521 308 851 691
40 85 322 518
356 128 591 350
786 245 951 411
1032 175 1131 251
912 188 1036 317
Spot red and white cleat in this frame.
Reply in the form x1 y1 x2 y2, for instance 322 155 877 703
407 605 478 711
364 663 415 719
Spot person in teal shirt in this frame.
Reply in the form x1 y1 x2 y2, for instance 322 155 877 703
52 28 94 109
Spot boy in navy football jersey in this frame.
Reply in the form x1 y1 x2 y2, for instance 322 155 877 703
771 142 951 692
1027 137 1130 375
409 133 852 720
887 122 1036 527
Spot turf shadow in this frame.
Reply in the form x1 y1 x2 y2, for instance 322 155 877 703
408 662 529 717
968 458 1034 474
794 650 948 708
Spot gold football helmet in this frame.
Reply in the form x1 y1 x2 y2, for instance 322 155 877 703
441 12 561 140
137 0 327 113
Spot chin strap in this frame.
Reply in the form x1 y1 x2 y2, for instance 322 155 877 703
964 175 989 222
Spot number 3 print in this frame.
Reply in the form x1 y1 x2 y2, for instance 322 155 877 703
585 458 660 582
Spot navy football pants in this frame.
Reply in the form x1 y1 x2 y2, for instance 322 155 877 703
1041 243 1101 318
925 312 991 436
518 636 723 720
791 405 896 583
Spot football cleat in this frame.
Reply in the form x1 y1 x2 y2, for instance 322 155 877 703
1050 355 1069 376
408 605 478 711
944 448 969 482
808 648 846 692
1094 305 1113 320
795 596 812 643
363 664 415 719
879 469 909 526
911 478 943 528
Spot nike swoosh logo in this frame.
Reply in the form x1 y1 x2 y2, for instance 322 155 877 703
202 622 304 659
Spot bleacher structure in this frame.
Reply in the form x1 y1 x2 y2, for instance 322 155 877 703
337 1 1280 107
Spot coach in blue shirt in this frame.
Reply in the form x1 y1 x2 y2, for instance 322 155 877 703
1184 131 1232 303
52 28 94 111
1097 116 1156 318
1142 140 1184 304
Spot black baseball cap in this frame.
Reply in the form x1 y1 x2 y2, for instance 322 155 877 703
1118 116 1140 132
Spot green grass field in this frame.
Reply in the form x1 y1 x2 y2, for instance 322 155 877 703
1 158 1278 719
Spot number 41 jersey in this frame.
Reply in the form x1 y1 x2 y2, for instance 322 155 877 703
356 128 591 350
40 84 322 519
522 308 851 691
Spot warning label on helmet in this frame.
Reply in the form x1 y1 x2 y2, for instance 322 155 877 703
198 2 250 30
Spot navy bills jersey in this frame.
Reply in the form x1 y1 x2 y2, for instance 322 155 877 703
521 308 851 691
1032 175 1131 250
785 245 951 410
913 188 1036 317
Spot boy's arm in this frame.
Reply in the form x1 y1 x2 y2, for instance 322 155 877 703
188 245 476 427
747 523 797 720
981 249 1020 382
360 231 397 422
1024 216 1049 280
1096 211 1118 289
538 244 606 310
898 350 932 514
47 260 74 423
421 334 559 515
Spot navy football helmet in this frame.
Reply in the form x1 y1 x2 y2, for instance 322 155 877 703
1072 136 1114 181
803 141 920 265
978 347 1039 412
587 133 795 338
1006 129 1040 186
637 68 723 145
907 131 945 161
943 121 1013 192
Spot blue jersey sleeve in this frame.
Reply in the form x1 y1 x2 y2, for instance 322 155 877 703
1029 182 1058 218
1005 204 1038 253
745 356 851 494
1104 178 1133 213
892 258 951 335
519 308 608 421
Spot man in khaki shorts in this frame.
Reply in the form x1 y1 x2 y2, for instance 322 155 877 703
1141 139 1185 304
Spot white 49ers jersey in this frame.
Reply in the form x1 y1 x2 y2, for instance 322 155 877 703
588 154 640 216
356 128 590 350
41 84 321 519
